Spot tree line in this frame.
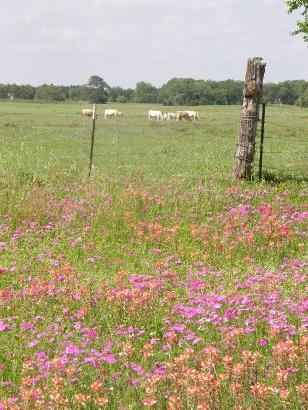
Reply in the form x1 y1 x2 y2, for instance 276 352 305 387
1 75 308 107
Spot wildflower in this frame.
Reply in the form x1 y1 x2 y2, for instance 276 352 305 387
251 383 269 400
257 338 268 347
75 393 89 405
196 403 210 410
95 396 109 406
91 379 103 392
20 322 35 331
122 342 135 356
102 354 117 364
142 397 157 406
0 321 10 332
36 351 47 360
279 388 290 401
130 363 144 375
65 344 82 356
167 395 181 410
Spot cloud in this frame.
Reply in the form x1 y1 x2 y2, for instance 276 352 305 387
0 0 307 86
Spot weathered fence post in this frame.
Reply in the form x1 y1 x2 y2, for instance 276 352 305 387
88 104 96 177
258 103 266 180
235 57 266 179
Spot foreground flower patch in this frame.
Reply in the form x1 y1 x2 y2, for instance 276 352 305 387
0 181 307 409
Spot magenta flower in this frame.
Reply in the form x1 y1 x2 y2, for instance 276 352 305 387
65 344 82 355
28 339 39 348
20 322 36 331
36 351 47 360
1 291 10 300
257 338 268 347
130 363 144 375
102 354 117 364
0 321 10 332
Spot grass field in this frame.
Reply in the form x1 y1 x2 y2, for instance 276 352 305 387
0 101 307 409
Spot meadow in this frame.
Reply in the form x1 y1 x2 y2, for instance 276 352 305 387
0 101 307 409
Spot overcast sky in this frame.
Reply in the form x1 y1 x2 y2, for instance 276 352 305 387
1 0 307 88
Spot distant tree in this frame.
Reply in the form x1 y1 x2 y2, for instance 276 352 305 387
276 82 298 104
6 84 35 100
108 86 124 102
296 89 308 106
0 83 9 98
116 95 127 103
287 0 308 42
86 75 110 103
68 85 86 101
134 82 158 103
34 85 66 101
123 88 135 102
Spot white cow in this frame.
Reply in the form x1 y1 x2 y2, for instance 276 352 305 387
185 110 199 121
167 112 177 121
162 113 168 120
148 110 163 120
104 109 124 118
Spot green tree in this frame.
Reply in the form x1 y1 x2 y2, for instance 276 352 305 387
34 85 66 101
86 75 110 103
134 82 158 103
0 84 9 98
287 0 308 42
296 89 308 106
116 95 127 103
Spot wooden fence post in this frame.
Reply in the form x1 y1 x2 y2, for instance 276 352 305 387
88 104 96 177
235 57 266 179
258 103 266 180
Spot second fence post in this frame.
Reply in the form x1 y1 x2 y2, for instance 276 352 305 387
258 103 266 180
88 104 96 177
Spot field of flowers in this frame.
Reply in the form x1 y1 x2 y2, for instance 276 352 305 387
0 102 307 409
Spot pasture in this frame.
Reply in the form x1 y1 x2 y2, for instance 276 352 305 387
0 101 307 409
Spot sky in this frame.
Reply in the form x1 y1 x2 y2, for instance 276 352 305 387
1 0 307 88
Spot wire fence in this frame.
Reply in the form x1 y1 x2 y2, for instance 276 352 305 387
1 104 307 181
253 103 308 179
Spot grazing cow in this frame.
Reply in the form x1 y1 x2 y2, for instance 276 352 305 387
81 109 95 117
162 113 168 120
148 110 163 120
186 110 200 121
176 111 191 121
104 109 124 118
167 112 177 121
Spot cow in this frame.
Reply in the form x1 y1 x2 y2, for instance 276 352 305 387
162 113 168 120
81 109 95 117
176 111 191 121
186 110 200 121
148 110 163 120
167 112 177 121
104 109 124 118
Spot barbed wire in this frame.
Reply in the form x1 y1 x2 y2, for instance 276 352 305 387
262 151 307 156
265 120 308 130
266 104 305 110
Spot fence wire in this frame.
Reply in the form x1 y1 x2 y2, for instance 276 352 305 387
254 104 308 179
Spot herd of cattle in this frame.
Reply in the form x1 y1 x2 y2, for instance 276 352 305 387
81 108 200 122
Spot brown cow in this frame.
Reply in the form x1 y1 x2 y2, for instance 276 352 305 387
176 111 191 121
